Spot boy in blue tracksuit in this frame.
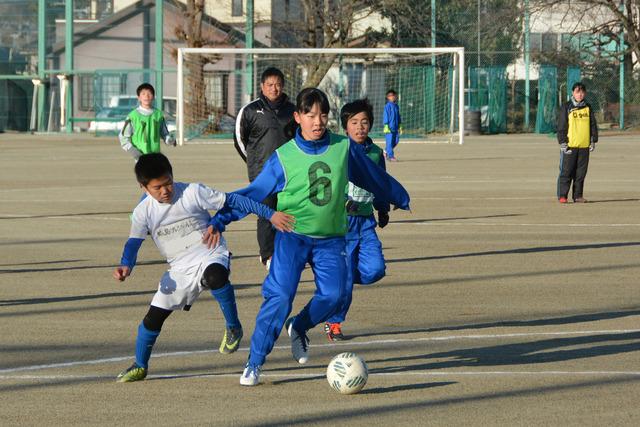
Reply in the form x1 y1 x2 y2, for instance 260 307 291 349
324 99 390 341
210 88 410 386
383 89 402 161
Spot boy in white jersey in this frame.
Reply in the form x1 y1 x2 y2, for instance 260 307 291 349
113 153 294 382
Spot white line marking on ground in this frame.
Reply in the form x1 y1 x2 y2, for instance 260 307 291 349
2 329 638 375
397 222 640 227
3 370 640 382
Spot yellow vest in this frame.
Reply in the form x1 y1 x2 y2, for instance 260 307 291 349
567 106 591 148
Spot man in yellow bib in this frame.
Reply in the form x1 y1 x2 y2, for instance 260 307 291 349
556 82 598 203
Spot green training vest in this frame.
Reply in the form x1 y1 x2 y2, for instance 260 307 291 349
128 109 164 154
347 143 383 216
276 133 350 237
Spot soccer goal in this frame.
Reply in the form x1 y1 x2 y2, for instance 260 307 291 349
176 47 465 146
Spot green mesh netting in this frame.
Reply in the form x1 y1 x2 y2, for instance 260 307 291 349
469 67 507 134
487 67 507 133
567 66 581 100
535 65 557 134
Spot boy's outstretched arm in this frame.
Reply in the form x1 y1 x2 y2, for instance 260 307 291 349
113 237 144 281
348 141 410 211
119 119 143 160
160 117 176 146
209 153 286 232
372 151 390 215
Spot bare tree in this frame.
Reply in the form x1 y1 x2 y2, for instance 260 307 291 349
536 1 638 66
170 0 227 128
276 0 378 87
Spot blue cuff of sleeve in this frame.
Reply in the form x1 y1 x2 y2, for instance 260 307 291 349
209 216 226 233
120 238 144 270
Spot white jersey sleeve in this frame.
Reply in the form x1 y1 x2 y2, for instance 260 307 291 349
191 183 226 212
129 201 150 239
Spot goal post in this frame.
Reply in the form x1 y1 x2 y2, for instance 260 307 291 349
177 47 465 146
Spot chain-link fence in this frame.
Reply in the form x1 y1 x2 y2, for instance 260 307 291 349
2 2 640 135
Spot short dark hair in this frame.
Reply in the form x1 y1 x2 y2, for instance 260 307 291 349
572 82 586 92
340 98 374 130
136 83 155 97
296 88 330 114
135 153 172 186
386 89 397 96
261 67 285 84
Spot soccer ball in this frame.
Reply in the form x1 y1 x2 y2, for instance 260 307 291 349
326 352 369 395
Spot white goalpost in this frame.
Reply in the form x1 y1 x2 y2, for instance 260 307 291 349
177 47 465 146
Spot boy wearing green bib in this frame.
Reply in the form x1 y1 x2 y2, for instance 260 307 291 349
324 99 390 342
119 83 175 161
211 88 410 386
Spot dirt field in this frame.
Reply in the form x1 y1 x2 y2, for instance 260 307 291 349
1 132 639 426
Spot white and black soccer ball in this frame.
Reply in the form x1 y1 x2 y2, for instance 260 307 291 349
326 352 368 395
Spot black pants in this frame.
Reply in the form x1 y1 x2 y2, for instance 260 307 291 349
557 148 590 200
257 194 277 262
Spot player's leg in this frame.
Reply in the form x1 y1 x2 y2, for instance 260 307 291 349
241 232 309 385
325 217 360 341
573 148 590 202
201 262 243 354
557 148 577 201
256 194 277 269
392 132 400 156
290 236 347 358
355 216 386 285
385 132 395 159
117 305 172 382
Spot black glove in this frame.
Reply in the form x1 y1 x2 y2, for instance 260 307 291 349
377 211 389 228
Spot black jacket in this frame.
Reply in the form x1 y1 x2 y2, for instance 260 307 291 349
233 93 297 181
556 100 598 146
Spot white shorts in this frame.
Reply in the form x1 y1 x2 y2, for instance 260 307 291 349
150 251 230 311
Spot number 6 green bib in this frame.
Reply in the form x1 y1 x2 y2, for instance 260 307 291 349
276 133 349 237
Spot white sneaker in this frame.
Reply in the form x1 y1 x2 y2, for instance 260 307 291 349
240 363 261 386
285 317 309 364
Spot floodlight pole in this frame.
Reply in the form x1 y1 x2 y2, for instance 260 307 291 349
246 0 254 100
524 0 530 130
37 0 46 132
64 0 74 133
156 0 164 108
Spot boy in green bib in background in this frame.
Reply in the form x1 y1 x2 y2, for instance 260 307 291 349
119 83 175 161
210 88 410 386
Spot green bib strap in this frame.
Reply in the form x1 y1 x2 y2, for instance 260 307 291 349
347 143 382 216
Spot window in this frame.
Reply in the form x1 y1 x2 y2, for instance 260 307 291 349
541 33 558 52
529 33 542 52
79 75 94 111
204 72 229 111
232 0 243 17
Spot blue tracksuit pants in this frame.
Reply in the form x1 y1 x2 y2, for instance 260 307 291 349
248 231 348 366
385 132 400 159
328 215 385 324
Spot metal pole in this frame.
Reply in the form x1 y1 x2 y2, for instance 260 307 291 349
477 0 481 67
65 0 73 132
37 0 45 131
619 3 624 130
524 0 530 130
156 0 164 109
246 0 254 100
430 0 436 132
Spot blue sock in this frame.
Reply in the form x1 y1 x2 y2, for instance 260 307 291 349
135 323 160 369
211 283 241 329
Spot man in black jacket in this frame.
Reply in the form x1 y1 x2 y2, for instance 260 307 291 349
234 67 296 268
556 82 598 204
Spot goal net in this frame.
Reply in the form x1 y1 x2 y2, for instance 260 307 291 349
177 48 464 146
